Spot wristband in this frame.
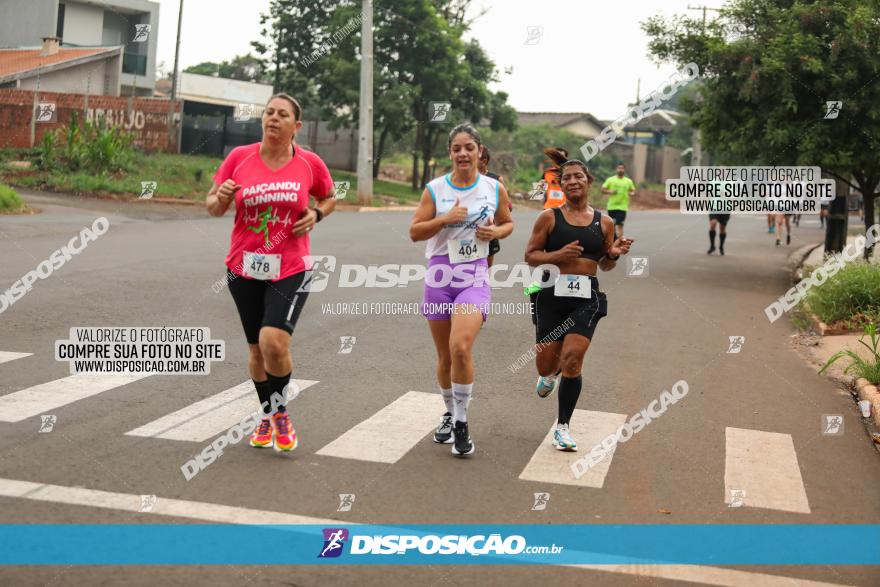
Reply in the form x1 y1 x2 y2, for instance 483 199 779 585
606 253 620 261
314 208 324 223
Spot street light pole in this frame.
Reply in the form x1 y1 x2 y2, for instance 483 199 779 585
356 0 374 205
170 0 184 101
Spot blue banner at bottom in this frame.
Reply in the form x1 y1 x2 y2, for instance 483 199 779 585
0 525 877 565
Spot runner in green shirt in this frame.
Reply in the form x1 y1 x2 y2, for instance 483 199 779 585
601 163 636 237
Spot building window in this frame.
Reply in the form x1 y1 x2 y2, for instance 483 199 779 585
56 3 65 40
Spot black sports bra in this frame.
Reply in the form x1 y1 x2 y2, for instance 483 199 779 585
545 206 605 261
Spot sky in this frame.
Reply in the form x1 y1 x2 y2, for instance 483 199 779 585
154 0 701 120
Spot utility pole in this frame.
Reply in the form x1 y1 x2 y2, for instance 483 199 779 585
168 0 184 152
687 4 721 28
356 0 374 205
170 0 184 101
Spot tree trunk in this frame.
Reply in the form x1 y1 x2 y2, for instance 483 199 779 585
373 126 388 179
864 192 877 260
411 116 423 191
420 127 436 189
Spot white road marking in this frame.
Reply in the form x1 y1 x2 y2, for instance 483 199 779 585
724 427 811 514
316 391 439 463
0 352 32 365
125 379 318 442
0 477 853 586
519 409 628 488
0 374 150 423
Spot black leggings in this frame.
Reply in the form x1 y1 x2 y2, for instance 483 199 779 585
226 269 309 344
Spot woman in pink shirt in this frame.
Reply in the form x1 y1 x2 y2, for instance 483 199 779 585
206 93 335 452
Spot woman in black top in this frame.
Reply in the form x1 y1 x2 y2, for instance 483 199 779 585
524 151 633 450
479 146 509 267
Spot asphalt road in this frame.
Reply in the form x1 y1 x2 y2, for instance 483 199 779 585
0 190 878 586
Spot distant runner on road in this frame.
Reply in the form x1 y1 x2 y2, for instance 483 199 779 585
410 123 514 458
478 145 512 268
601 163 636 238
206 92 335 453
525 150 633 451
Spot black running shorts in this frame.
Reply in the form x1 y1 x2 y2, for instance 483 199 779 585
489 238 501 256
709 213 731 225
226 269 309 344
607 209 627 225
534 275 607 343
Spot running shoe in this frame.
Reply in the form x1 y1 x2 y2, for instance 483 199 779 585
271 411 297 452
775 238 781 246
707 245 716 255
433 412 454 444
553 424 578 451
719 245 725 256
249 417 274 448
536 372 561 398
452 421 475 457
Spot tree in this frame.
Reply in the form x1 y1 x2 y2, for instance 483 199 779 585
643 0 880 254
184 54 270 83
255 0 515 186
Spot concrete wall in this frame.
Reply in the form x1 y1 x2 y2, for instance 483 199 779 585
61 1 105 45
0 0 58 47
17 55 121 96
562 118 603 140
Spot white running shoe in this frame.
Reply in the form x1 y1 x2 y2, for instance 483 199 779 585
553 423 577 451
536 373 561 398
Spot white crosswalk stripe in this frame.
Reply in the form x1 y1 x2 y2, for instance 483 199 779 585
125 379 319 442
316 391 440 463
0 351 32 365
0 373 150 423
519 410 628 488
724 427 811 514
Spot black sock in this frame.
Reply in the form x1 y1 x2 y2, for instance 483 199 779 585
708 229 716 248
719 233 726 249
557 375 582 426
265 370 291 413
254 379 272 416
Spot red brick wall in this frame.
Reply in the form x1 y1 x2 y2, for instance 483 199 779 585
0 89 181 152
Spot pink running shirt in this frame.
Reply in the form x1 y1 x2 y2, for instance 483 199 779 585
214 143 333 280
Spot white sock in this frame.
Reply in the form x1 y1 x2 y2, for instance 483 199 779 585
441 387 454 414
452 382 473 422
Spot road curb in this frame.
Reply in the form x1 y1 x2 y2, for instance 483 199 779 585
789 242 822 282
854 378 880 429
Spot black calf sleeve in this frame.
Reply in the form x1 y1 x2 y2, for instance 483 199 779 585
557 375 583 425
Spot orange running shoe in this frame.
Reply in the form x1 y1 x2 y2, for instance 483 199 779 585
272 411 297 452
249 417 273 448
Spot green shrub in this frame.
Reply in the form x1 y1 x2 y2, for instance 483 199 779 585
819 323 880 384
803 262 880 328
39 113 135 174
0 183 24 211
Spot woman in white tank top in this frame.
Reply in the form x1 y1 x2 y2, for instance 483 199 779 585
409 123 514 457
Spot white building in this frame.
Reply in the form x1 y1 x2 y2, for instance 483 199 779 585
0 0 159 96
